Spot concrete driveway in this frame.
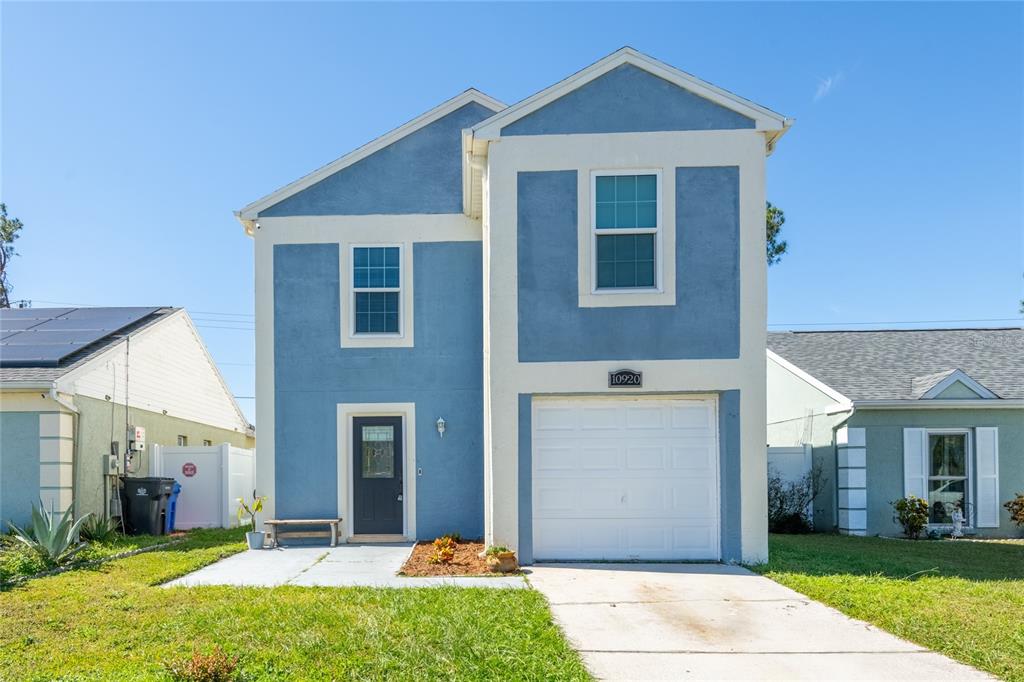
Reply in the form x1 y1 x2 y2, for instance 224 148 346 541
528 563 990 681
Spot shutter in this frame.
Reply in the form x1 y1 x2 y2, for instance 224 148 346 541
975 427 1000 528
903 428 927 499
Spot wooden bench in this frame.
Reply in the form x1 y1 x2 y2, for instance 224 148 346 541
264 518 343 548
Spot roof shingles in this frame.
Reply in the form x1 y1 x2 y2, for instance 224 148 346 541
768 328 1024 401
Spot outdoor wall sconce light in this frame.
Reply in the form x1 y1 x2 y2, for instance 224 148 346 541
436 417 446 438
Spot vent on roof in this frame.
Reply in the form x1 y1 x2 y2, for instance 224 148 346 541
0 307 161 368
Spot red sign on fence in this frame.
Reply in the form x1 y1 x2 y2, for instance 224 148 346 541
182 462 197 478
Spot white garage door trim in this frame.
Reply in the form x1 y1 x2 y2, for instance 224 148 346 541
532 395 720 561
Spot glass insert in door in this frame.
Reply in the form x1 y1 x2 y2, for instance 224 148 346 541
361 425 395 478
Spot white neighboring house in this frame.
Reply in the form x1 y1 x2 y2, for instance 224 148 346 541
0 306 254 529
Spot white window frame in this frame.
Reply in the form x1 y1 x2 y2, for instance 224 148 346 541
925 428 973 528
349 243 404 339
590 169 663 295
176 435 187 446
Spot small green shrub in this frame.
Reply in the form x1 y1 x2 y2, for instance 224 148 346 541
80 516 120 543
7 504 91 567
166 646 238 682
1005 493 1024 528
0 542 48 584
485 545 511 556
892 495 930 539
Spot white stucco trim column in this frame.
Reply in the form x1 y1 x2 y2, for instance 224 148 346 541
837 426 867 535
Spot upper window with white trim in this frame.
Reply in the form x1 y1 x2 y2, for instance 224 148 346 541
352 246 401 335
593 171 660 290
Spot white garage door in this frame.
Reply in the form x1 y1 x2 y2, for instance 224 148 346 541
532 397 720 561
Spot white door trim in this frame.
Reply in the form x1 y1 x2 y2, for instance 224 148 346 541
337 402 416 541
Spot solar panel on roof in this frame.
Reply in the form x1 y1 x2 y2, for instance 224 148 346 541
0 307 162 368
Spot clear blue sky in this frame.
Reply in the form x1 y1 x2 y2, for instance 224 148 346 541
4 2 1022 423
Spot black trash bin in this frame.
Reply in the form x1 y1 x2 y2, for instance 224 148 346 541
121 477 176 535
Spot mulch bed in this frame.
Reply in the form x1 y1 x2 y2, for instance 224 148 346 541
400 540 508 577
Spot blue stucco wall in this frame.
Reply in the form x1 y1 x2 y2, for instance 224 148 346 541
515 391 743 564
260 101 496 217
718 390 742 562
517 167 740 362
0 411 40 530
273 241 484 539
501 64 754 137
517 393 533 564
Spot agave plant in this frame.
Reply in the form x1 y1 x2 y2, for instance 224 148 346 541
8 503 92 567
80 515 120 543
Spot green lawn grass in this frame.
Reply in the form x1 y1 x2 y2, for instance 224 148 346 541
0 531 173 585
0 528 589 681
753 534 1024 681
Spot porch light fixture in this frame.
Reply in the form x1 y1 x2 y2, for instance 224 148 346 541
436 417 446 439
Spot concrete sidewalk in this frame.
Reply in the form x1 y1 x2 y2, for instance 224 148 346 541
529 563 990 681
164 543 526 588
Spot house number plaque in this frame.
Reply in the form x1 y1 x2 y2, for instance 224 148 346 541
608 369 642 388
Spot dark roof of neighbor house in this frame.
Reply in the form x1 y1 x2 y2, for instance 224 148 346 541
768 328 1024 401
0 307 176 384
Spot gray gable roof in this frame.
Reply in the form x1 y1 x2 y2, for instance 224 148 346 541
767 328 1024 401
0 307 176 384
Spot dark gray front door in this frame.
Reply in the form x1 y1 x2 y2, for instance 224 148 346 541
352 416 403 535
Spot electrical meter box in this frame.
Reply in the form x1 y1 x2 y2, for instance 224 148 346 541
104 454 121 475
129 425 146 452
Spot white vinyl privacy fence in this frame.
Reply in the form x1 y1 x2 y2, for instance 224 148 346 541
151 444 254 529
767 445 814 523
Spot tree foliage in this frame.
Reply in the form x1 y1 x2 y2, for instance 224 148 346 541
0 203 24 308
766 202 787 266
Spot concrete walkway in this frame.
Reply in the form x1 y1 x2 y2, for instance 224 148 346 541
164 543 526 588
529 563 990 681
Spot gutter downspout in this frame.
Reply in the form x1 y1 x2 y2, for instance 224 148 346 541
830 403 856 533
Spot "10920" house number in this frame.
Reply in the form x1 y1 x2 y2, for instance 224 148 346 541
608 369 642 387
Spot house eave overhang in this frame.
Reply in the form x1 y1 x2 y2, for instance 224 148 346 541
852 399 1024 410
235 88 506 233
469 47 793 143
0 381 56 391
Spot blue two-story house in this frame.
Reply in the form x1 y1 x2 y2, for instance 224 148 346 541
236 48 791 563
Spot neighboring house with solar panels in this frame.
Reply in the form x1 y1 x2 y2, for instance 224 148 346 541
236 47 792 563
767 328 1024 537
0 306 254 529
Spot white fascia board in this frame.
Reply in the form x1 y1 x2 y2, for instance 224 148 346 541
470 47 793 142
0 381 55 390
767 349 852 407
854 399 1024 410
919 369 999 400
235 89 506 225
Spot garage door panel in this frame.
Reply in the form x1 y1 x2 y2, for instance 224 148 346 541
671 404 716 430
624 405 667 429
534 519 718 561
580 406 624 430
672 444 716 470
580 446 620 470
533 398 719 561
625 445 666 469
535 406 576 432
